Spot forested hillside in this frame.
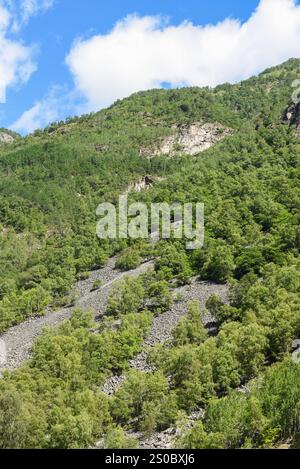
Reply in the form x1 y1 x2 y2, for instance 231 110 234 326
0 58 300 449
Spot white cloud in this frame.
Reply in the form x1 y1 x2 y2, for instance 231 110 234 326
66 0 300 111
11 98 53 134
20 0 54 19
0 1 54 103
11 0 54 30
0 3 10 29
11 86 82 133
0 2 36 102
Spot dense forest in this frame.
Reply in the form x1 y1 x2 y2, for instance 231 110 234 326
0 58 300 448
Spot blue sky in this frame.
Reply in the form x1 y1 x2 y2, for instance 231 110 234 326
0 0 300 134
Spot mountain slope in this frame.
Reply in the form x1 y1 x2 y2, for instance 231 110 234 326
0 59 299 449
1 58 300 333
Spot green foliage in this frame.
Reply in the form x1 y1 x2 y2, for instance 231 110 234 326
150 339 217 412
179 421 226 449
0 306 153 448
103 425 138 449
181 359 300 449
91 279 102 291
106 276 145 317
1 58 300 448
155 244 193 285
201 243 235 283
173 300 208 345
206 294 241 325
146 280 173 313
111 370 179 433
115 248 143 271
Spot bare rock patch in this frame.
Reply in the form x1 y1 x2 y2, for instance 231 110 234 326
0 132 14 144
141 122 232 158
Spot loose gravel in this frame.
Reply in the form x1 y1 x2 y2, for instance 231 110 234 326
100 278 228 449
1 256 228 450
0 258 154 373
102 278 228 395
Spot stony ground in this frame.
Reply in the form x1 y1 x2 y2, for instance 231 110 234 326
102 279 228 396
0 254 228 450
0 258 154 373
100 278 228 450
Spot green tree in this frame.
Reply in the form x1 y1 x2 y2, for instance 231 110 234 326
173 300 208 345
106 276 145 317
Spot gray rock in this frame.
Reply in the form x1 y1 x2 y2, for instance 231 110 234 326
284 102 300 135
0 257 154 374
128 279 228 372
0 132 14 144
141 122 232 157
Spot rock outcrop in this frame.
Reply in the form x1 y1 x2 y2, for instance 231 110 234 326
285 102 300 135
126 175 165 193
0 132 14 144
141 122 232 158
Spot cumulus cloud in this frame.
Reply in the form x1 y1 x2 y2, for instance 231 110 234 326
0 1 54 103
66 0 300 111
0 2 36 102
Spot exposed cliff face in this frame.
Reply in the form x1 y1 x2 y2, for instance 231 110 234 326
0 132 14 144
285 102 300 135
140 122 232 158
